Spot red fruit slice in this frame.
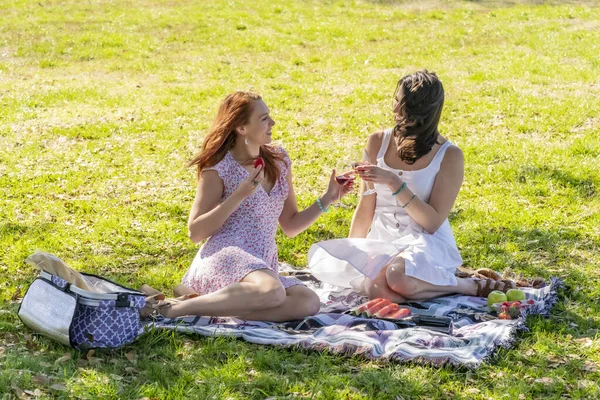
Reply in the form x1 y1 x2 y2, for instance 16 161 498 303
365 299 392 317
253 157 265 169
353 298 386 316
374 303 399 318
387 308 411 319
527 299 535 305
502 301 511 307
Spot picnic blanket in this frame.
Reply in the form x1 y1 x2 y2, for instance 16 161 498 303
149 267 563 368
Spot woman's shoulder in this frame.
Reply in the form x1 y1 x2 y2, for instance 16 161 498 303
439 138 463 158
367 130 386 144
365 131 386 162
203 152 233 177
439 142 464 169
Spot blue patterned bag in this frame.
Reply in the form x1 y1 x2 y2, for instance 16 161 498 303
19 270 146 349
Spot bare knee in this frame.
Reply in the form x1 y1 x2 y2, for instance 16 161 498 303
385 258 418 299
365 279 388 300
288 286 321 318
254 283 286 309
302 289 321 316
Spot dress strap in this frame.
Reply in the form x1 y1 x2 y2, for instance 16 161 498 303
377 128 394 159
428 141 452 172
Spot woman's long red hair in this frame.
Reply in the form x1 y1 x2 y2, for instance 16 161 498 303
188 91 284 183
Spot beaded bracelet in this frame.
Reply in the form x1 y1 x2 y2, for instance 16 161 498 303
316 197 330 213
391 182 407 196
401 193 417 208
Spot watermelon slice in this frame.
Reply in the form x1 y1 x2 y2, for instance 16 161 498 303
374 303 399 318
386 308 411 320
365 299 392 317
353 298 386 316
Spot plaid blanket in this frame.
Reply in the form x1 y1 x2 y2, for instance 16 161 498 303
149 269 562 368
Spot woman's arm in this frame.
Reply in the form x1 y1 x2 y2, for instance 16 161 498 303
395 146 463 233
359 146 464 234
348 190 376 238
188 167 264 244
278 168 351 238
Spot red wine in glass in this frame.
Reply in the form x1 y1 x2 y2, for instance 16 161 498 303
335 174 355 186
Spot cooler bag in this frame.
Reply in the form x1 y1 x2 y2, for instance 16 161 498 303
18 270 146 349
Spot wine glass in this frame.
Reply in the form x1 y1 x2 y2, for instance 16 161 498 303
360 149 377 196
334 159 356 207
351 149 377 196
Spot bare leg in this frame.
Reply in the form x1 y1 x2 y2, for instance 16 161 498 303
384 256 478 301
363 265 406 303
162 269 320 322
236 285 321 321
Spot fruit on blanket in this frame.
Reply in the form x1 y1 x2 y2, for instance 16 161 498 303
374 303 399 318
506 288 526 302
498 312 511 320
253 157 265 169
527 299 535 305
353 298 386 316
508 304 521 319
487 290 508 307
365 299 392 317
387 308 411 319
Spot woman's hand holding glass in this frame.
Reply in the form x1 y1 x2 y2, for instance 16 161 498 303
323 166 355 208
354 163 403 193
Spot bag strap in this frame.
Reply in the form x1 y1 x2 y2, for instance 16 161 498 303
40 270 136 306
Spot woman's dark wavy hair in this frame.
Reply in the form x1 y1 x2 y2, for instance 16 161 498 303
392 70 444 164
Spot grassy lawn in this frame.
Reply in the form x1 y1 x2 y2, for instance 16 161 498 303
1 0 599 398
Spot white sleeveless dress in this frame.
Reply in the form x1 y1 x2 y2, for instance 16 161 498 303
308 128 463 291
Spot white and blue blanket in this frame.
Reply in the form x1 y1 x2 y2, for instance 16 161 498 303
149 270 562 368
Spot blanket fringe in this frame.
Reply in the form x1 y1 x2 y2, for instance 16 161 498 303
476 277 564 368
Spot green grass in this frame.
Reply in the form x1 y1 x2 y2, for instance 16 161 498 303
1 0 599 398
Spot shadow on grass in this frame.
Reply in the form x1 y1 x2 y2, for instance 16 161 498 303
456 223 598 281
518 165 596 198
0 322 434 398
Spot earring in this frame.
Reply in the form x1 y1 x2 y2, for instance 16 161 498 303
244 137 249 145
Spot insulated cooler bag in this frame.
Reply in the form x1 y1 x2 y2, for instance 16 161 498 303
18 270 146 349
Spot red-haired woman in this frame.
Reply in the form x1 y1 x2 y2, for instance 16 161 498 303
144 92 351 321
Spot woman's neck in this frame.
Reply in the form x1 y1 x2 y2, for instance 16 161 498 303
230 139 260 164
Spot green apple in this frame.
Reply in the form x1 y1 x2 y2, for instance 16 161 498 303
506 289 526 302
487 290 508 307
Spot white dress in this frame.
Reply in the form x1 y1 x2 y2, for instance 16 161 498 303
308 128 463 291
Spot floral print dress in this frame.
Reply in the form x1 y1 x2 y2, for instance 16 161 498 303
182 147 303 294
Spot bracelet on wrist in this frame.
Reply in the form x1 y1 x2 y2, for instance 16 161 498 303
401 193 417 208
392 182 407 196
316 197 330 213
